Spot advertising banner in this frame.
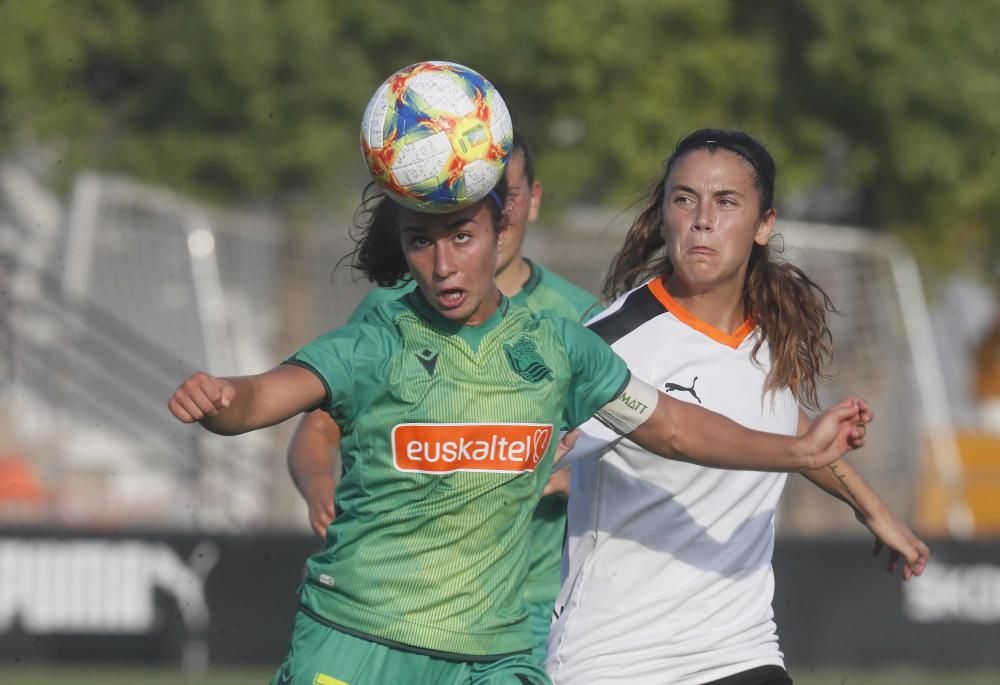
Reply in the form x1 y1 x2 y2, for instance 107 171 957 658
2 530 997 669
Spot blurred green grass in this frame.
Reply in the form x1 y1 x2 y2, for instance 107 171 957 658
3 667 1000 685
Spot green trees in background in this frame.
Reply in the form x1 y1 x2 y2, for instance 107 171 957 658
760 0 1000 270
0 0 379 200
0 0 997 271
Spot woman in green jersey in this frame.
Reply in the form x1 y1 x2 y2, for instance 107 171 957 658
168 174 872 685
286 131 595 667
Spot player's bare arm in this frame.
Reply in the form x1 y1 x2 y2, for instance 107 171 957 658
797 410 929 580
168 364 326 435
598 376 871 472
287 410 341 538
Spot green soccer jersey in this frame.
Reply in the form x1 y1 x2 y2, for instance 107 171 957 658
287 289 626 658
347 262 602 605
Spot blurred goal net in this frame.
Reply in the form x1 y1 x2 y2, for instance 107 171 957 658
775 222 970 537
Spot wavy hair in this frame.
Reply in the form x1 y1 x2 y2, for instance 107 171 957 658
603 129 835 409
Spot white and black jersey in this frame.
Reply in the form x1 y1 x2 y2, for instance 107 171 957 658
546 277 799 685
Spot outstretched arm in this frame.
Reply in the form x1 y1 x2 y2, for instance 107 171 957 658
168 364 326 435
287 410 342 538
797 411 929 580
601 377 871 472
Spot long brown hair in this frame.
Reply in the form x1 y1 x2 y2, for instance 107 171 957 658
603 129 834 409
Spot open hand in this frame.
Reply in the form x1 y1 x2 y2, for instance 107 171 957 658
857 506 930 581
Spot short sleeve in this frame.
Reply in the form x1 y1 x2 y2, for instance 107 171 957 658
556 317 630 429
284 322 395 426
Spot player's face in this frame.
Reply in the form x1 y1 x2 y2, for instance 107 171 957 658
660 149 776 294
496 150 541 272
399 199 506 326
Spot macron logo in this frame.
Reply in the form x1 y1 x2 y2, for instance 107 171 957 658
391 423 553 474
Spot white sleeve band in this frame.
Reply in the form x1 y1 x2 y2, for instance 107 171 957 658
594 374 660 435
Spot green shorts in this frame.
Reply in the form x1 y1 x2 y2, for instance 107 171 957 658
270 610 551 685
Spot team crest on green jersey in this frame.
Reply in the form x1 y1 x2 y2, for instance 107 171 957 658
503 337 552 383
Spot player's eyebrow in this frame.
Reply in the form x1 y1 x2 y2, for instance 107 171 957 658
401 217 474 234
444 217 475 230
669 183 745 199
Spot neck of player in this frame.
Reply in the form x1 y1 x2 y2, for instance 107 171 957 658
665 274 748 334
495 255 532 298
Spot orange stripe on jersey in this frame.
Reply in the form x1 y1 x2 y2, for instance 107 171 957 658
647 277 755 349
392 423 553 474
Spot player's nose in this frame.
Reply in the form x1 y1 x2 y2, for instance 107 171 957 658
432 243 457 278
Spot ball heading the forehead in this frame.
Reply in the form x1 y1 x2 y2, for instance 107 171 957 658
360 61 513 213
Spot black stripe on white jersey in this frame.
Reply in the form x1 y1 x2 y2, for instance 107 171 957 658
587 284 664 345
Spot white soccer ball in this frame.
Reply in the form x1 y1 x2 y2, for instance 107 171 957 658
360 61 513 213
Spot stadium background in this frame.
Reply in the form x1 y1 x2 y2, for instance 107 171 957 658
1 1 999 683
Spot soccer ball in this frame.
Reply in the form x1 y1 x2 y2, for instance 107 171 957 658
360 61 514 213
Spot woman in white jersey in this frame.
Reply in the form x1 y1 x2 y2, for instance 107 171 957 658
546 129 930 685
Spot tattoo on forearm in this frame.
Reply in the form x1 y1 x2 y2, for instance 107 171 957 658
829 463 861 507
